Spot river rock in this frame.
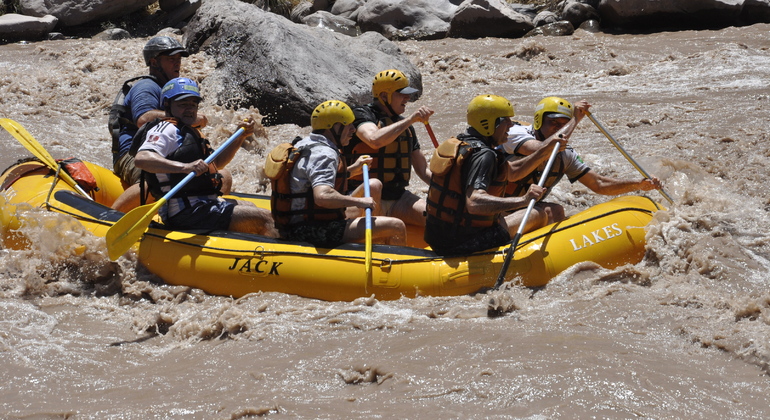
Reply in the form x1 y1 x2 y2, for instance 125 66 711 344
598 0 744 27
562 0 600 28
331 0 365 20
313 0 330 11
509 2 539 20
524 20 575 37
0 13 57 40
92 28 131 40
449 0 534 39
303 11 360 37
533 10 559 27
741 0 770 23
357 0 457 40
291 1 314 23
578 19 602 32
19 0 157 27
184 0 421 127
159 0 186 12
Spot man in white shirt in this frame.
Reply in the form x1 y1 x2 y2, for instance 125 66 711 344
134 77 276 236
501 96 662 231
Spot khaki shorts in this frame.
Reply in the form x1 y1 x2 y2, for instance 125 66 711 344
113 153 142 186
381 199 398 216
382 190 420 217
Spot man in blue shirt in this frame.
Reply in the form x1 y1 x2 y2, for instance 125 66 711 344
109 36 210 212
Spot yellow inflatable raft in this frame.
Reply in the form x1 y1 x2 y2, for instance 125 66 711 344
0 158 664 301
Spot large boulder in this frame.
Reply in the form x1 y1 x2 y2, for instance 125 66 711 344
449 0 534 39
357 0 457 40
159 0 187 12
598 0 744 28
562 0 600 28
184 0 421 127
741 0 770 23
313 0 331 11
0 13 57 40
19 0 156 27
290 1 314 23
164 0 202 27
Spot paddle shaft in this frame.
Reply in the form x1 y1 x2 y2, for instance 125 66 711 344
494 142 561 289
362 163 373 275
0 118 92 199
152 127 246 206
106 128 245 260
585 112 675 205
423 122 439 147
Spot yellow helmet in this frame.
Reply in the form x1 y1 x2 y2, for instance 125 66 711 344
533 96 573 130
467 94 515 137
310 100 355 130
372 69 418 105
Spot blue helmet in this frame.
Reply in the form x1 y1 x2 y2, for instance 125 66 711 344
161 77 201 105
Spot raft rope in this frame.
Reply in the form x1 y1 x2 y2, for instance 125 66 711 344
138 204 655 265
40 181 657 266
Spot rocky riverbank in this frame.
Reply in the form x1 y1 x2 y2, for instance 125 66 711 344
2 0 770 43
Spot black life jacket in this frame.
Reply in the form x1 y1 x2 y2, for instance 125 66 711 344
343 105 414 198
141 119 223 201
128 117 162 158
426 137 508 229
108 75 160 155
267 137 347 229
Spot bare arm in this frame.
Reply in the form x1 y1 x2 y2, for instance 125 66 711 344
579 170 662 195
347 155 373 178
465 185 545 216
135 150 207 175
506 100 593 182
506 137 566 182
514 99 591 156
136 110 166 128
313 184 374 211
137 110 208 128
210 118 255 169
355 106 434 149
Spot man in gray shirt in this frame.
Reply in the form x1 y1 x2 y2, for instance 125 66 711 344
270 100 406 248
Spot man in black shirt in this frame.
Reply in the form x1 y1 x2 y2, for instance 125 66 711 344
344 69 433 227
424 94 565 256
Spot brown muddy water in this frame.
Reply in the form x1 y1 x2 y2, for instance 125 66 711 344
1 23 770 419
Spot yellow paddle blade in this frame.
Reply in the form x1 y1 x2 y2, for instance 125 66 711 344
0 118 92 199
0 118 56 167
106 199 166 261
